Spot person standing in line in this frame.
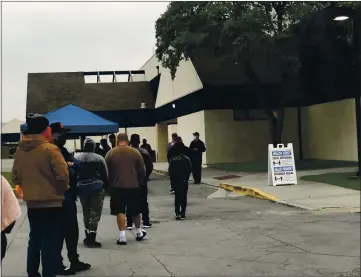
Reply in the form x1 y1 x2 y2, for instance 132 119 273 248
127 134 154 229
108 134 116 149
1 175 21 261
140 139 152 155
100 138 111 157
169 137 192 220
189 132 206 184
95 143 103 156
12 114 69 277
75 138 108 248
167 133 178 194
50 123 91 275
105 133 147 245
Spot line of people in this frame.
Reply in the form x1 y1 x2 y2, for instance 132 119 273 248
10 114 154 277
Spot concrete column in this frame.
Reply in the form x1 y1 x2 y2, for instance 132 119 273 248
156 123 168 162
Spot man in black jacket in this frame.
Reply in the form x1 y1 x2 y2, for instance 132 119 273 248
50 123 91 275
169 139 192 220
189 132 206 184
127 134 154 229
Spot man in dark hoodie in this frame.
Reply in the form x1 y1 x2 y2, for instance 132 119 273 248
127 134 153 229
75 138 108 248
168 137 192 220
50 123 91 275
12 114 69 277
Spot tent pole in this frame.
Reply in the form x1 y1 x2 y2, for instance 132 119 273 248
80 136 85 151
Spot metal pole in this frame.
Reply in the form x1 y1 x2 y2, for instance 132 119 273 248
352 8 361 176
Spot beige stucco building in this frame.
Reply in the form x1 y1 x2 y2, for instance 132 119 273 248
132 55 358 165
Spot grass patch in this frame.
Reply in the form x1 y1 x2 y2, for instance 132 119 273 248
301 172 360 191
2 172 15 188
210 160 357 173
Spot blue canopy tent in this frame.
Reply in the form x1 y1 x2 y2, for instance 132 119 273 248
21 104 119 138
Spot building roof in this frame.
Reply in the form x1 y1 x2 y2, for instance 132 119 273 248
26 72 155 114
2 118 25 134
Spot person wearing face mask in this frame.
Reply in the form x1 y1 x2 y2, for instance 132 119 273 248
50 123 91 275
189 132 206 184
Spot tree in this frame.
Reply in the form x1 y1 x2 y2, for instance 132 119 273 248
155 1 332 145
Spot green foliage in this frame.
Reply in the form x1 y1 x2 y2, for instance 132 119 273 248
155 1 332 80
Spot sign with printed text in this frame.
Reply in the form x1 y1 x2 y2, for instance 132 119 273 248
268 143 297 186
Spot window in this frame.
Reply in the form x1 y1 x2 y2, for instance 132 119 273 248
233 109 268 121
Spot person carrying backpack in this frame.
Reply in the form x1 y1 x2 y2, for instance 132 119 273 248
168 137 192 220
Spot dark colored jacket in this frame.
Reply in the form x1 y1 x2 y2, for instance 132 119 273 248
169 145 192 182
12 135 69 209
168 144 190 162
74 152 108 195
189 140 206 161
135 147 153 181
58 146 78 205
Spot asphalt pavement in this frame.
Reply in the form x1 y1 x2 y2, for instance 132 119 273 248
2 174 360 277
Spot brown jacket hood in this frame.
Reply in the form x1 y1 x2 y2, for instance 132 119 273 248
18 135 48 152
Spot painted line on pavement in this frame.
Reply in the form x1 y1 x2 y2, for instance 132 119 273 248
219 183 280 202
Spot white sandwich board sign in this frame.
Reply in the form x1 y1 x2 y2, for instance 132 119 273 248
268 143 297 186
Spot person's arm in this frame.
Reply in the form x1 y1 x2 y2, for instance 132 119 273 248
200 141 206 153
144 152 154 179
98 156 109 189
11 149 21 187
48 146 69 194
136 152 146 185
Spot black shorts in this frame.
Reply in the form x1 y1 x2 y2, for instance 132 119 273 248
110 188 141 216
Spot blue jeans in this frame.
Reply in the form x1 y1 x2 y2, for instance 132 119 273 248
27 207 62 277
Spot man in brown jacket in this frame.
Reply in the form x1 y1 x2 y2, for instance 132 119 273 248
105 133 146 245
12 114 69 277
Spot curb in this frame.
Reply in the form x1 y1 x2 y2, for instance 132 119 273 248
153 170 361 212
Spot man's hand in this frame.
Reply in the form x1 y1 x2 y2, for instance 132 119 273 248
67 162 74 167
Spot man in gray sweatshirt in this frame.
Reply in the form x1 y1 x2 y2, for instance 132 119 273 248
74 138 108 248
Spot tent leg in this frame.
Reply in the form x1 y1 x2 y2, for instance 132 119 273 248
80 136 86 151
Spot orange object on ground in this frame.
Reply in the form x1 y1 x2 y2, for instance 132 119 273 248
15 185 23 199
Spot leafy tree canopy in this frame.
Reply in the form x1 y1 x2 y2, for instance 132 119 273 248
155 1 333 80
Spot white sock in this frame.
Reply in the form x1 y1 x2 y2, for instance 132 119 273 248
120 230 126 241
135 228 142 235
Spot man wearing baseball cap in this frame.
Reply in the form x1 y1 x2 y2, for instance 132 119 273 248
50 122 91 275
12 114 69 277
189 132 206 184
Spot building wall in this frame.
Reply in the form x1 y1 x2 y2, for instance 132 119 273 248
203 109 300 165
167 124 178 142
177 111 207 163
137 55 203 108
302 99 357 161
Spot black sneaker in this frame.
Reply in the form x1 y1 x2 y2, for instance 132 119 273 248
175 215 181 220
136 230 147 241
56 266 75 276
126 225 134 230
69 261 91 272
116 240 127 245
143 222 152 228
170 190 175 194
180 214 186 220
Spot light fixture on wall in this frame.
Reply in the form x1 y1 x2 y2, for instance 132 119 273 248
140 102 147 109
172 103 176 109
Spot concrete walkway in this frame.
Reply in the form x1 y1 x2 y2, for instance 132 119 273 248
154 163 360 212
2 175 360 277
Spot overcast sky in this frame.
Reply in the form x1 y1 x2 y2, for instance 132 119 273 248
2 1 169 123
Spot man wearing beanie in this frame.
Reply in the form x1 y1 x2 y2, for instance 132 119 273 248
50 123 91 275
127 134 153 229
75 137 108 248
12 114 69 277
